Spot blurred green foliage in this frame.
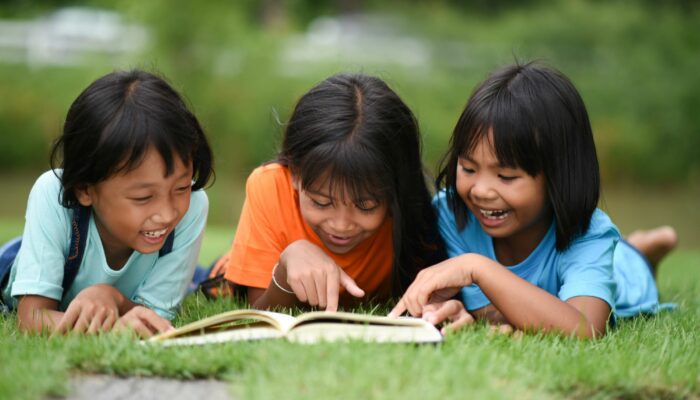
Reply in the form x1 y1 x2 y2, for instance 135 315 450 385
1 0 698 188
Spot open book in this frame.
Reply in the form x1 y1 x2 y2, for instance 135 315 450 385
147 309 443 345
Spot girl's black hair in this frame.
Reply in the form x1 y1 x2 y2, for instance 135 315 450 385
437 62 600 251
50 69 214 206
279 73 445 295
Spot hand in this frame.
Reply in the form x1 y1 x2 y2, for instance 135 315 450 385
422 300 475 335
279 240 365 311
209 252 231 277
55 284 122 334
114 306 173 338
389 254 476 318
488 323 523 339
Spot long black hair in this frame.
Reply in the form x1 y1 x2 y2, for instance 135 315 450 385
279 73 445 295
51 69 214 207
437 62 600 250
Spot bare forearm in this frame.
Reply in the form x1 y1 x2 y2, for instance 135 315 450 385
469 257 607 338
16 296 62 333
248 265 300 309
471 304 509 325
249 285 300 309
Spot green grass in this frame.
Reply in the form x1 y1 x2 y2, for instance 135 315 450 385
1 182 698 399
1 243 698 399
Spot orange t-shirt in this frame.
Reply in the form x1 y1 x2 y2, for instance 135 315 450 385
224 163 393 302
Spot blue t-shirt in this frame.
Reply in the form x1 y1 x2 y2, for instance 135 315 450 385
433 191 660 318
2 171 208 320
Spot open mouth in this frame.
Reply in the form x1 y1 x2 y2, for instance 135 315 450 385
327 233 353 246
479 208 510 220
142 228 168 239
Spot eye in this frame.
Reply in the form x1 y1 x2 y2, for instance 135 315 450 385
176 185 191 193
498 174 518 182
311 199 332 208
129 196 152 203
355 200 379 213
461 166 475 174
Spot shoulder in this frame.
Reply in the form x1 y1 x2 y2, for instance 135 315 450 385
431 190 449 209
432 190 460 221
26 170 67 216
247 163 291 186
577 209 621 242
245 163 294 200
560 209 620 259
186 189 209 220
30 170 62 197
189 188 209 211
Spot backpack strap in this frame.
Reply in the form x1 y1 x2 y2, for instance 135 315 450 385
10 205 175 296
61 205 91 291
159 231 175 257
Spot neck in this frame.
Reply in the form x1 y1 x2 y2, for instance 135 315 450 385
493 214 552 266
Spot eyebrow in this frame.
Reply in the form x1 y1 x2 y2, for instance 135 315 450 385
305 188 378 203
126 171 192 190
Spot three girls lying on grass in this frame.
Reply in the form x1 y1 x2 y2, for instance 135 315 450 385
1 63 676 339
0 70 213 336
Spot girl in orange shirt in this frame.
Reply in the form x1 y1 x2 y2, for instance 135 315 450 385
215 74 445 311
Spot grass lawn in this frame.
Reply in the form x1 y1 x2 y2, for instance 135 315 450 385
0 181 698 399
1 230 698 399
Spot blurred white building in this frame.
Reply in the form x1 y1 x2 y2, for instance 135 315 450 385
279 14 432 75
0 7 148 67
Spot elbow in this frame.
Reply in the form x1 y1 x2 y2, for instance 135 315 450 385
573 321 607 340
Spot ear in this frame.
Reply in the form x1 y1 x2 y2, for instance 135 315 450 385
291 174 301 191
74 184 94 207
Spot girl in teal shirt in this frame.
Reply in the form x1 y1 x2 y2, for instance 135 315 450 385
1 70 213 337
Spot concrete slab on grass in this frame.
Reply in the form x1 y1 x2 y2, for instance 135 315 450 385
57 375 232 400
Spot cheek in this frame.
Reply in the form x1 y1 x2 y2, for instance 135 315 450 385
177 194 192 214
455 174 470 201
362 209 388 232
298 203 322 227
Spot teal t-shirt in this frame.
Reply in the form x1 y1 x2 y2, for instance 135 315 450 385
433 191 661 318
2 170 208 320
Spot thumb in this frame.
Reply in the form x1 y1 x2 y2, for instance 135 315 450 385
339 269 365 298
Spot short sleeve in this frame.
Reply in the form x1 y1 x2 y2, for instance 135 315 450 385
557 213 618 311
225 167 288 288
10 171 71 301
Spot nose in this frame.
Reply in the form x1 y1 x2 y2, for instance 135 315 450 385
153 197 179 225
469 177 498 202
327 206 355 233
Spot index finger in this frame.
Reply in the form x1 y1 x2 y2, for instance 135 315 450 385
388 298 407 318
54 304 81 334
325 269 340 312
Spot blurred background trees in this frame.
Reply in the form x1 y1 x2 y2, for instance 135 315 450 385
1 0 698 238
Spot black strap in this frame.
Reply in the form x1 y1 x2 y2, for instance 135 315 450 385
3 206 176 297
159 232 175 257
61 206 91 291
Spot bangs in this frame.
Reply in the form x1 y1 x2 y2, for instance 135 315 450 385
97 99 193 179
458 79 543 176
297 141 392 204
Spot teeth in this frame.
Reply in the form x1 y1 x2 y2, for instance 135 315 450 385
480 209 509 219
143 228 167 238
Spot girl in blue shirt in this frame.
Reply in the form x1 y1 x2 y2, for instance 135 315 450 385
0 70 213 337
390 62 677 338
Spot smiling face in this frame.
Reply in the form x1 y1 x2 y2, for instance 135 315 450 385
76 146 193 268
296 176 389 255
455 132 551 262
